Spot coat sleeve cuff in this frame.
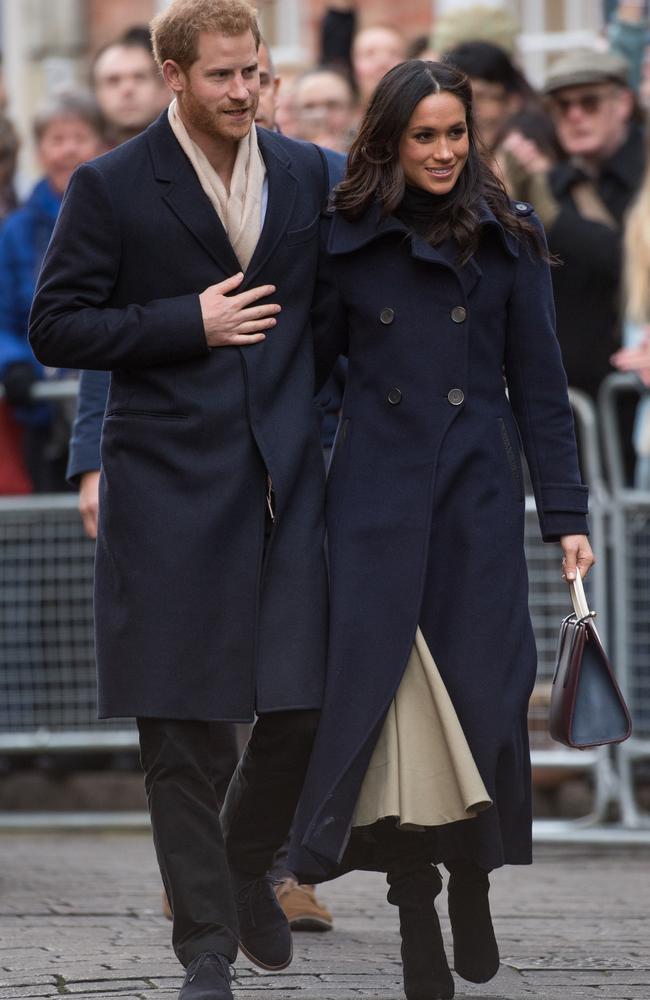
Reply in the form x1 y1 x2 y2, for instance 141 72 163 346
536 483 589 542
539 483 589 513
66 440 101 484
539 511 589 543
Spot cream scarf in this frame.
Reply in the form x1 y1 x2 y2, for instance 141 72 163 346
167 98 266 271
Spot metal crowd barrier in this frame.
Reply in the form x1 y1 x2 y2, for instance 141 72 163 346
0 377 137 756
526 388 617 832
599 373 650 829
0 380 143 828
0 379 638 836
0 492 137 754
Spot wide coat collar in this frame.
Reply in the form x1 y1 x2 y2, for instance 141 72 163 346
327 197 520 265
145 112 299 286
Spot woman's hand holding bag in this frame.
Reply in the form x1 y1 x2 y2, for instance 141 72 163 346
549 537 631 749
559 533 595 582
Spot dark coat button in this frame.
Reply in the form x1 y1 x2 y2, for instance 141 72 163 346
380 307 395 325
447 388 464 406
451 306 467 323
388 387 402 405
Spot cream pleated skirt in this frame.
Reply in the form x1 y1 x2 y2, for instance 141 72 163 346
353 627 492 830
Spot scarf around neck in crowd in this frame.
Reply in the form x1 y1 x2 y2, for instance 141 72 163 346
167 98 266 271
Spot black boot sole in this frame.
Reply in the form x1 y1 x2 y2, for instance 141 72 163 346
238 939 293 971
453 964 499 984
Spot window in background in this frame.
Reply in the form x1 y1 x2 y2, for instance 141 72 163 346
512 0 604 88
258 0 304 68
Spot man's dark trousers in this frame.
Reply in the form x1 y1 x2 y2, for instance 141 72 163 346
138 709 319 966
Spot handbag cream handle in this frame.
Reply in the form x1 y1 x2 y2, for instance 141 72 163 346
569 571 591 619
569 572 602 641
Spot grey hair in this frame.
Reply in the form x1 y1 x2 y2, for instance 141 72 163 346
33 88 104 144
291 65 355 99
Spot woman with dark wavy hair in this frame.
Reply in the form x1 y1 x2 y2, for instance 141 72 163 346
290 60 594 1000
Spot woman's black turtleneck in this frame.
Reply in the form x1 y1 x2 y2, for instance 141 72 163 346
394 183 453 241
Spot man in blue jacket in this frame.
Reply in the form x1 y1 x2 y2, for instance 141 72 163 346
30 2 335 997
0 91 103 490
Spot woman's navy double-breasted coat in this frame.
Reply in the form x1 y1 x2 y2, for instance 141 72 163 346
29 116 337 722
289 201 589 878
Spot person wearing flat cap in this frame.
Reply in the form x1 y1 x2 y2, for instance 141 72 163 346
505 48 644 445
543 48 631 95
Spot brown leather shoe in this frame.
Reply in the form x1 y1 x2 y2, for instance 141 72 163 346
274 878 333 932
163 880 334 932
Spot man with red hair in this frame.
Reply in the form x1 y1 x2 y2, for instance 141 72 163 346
30 2 340 996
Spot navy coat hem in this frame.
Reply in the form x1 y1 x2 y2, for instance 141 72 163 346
97 698 324 723
289 818 534 884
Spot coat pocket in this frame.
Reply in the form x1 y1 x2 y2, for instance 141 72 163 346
498 417 524 501
105 409 189 421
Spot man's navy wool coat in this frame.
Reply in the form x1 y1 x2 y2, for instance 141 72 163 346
30 114 333 721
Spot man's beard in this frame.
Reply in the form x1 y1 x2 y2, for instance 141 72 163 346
181 87 256 142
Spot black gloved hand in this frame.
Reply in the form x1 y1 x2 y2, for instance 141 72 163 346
3 361 37 405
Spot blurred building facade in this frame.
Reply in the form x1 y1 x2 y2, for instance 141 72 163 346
0 0 605 183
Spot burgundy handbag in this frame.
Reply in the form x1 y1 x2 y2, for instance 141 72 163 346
549 573 632 749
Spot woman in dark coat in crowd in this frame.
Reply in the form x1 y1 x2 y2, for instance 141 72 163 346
290 61 594 1000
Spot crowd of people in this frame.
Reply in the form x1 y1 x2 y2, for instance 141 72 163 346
0 26 169 493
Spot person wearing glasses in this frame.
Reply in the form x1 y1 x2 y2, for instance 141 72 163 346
504 49 643 412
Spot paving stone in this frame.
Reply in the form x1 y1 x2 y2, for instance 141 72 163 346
0 988 60 998
0 836 648 999
63 981 155 994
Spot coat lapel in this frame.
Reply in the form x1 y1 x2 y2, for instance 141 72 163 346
233 132 301 389
147 113 242 276
457 255 482 299
410 236 482 299
242 128 298 289
330 206 481 300
329 198 520 300
148 118 299 284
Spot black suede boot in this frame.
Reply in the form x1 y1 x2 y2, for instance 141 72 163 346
446 859 499 983
386 863 454 1000
178 953 233 1000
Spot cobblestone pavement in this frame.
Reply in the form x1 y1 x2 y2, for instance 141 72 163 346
0 833 648 999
